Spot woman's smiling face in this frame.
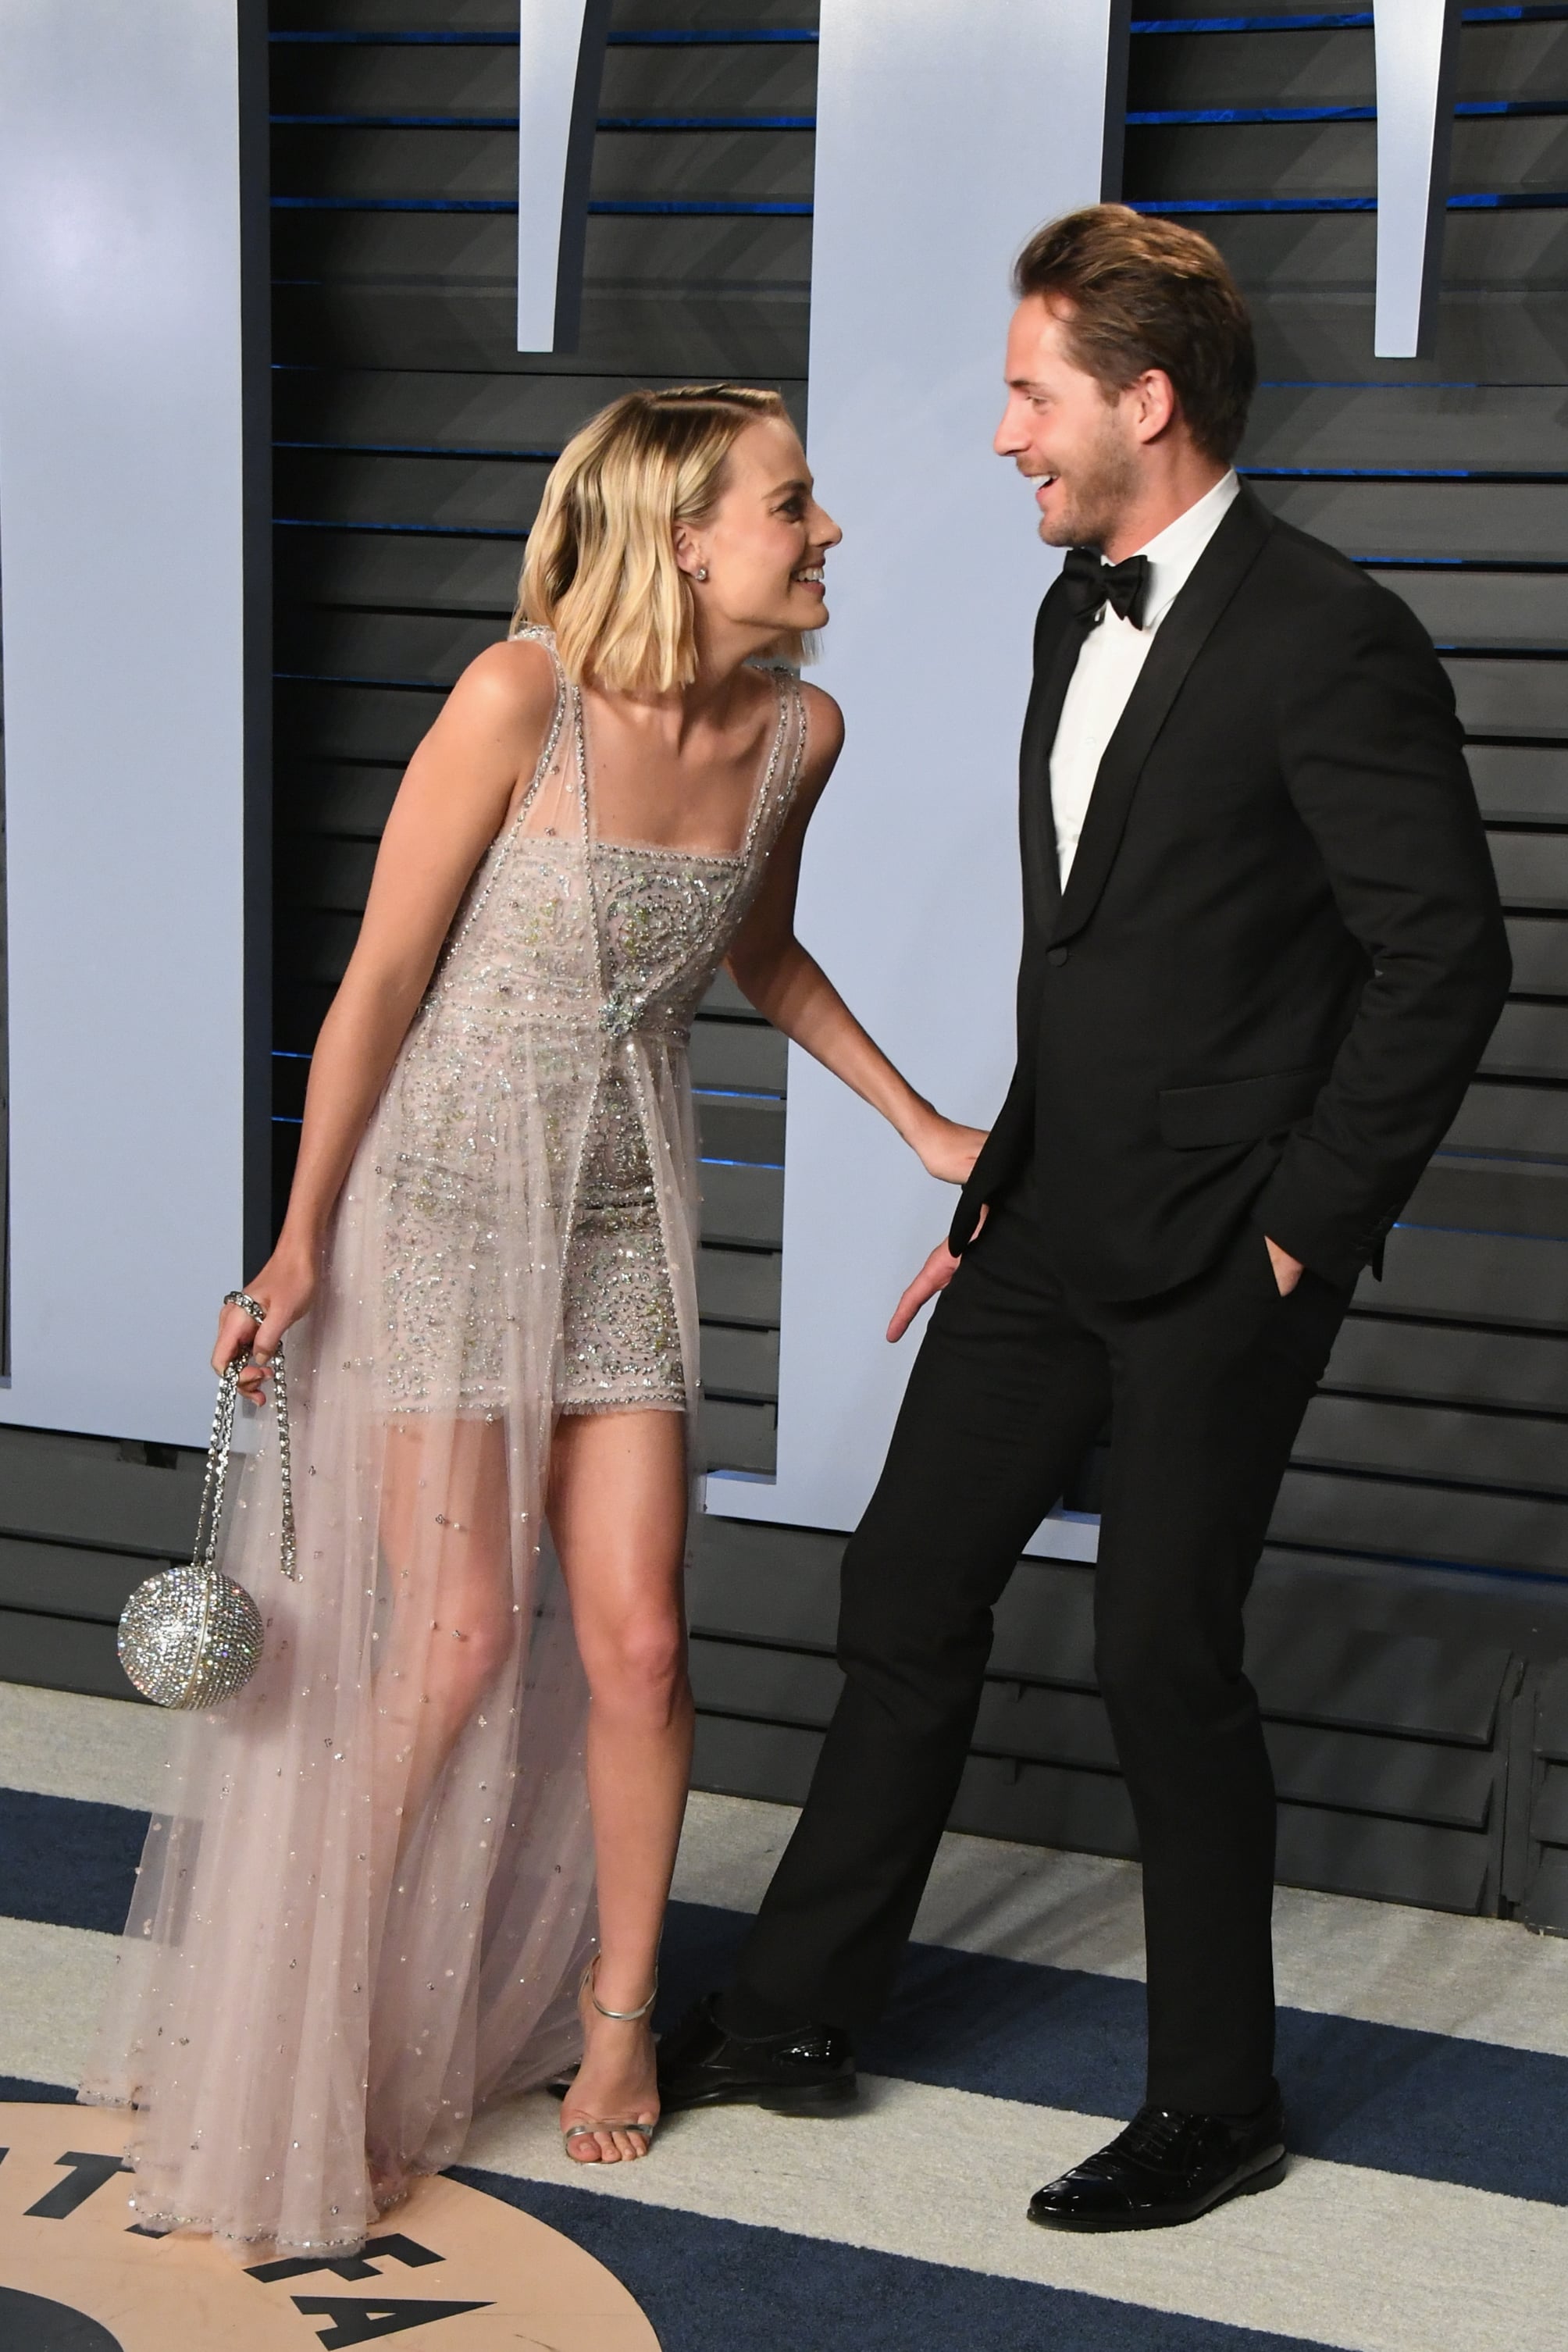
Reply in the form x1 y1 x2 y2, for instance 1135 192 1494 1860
680 414 843 636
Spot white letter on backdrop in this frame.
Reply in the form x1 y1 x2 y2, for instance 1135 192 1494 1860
517 0 611 353
1374 0 1463 358
704 2 1129 1556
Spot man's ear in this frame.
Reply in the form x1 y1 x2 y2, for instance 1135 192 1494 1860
1131 369 1178 445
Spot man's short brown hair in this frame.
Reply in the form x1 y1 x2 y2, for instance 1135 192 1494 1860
1013 205 1256 465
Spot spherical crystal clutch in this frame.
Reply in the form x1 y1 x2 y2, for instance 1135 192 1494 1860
116 1301 298 1710
118 1562 266 1710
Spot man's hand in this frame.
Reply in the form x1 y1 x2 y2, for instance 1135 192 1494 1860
887 1206 988 1342
1265 1235 1304 1296
887 1242 960 1341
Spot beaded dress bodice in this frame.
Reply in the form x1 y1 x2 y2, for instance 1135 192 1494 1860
376 632 807 1414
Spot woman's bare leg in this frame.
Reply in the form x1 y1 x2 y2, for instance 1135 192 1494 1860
363 1417 517 2198
372 1418 515 1889
549 1406 690 2164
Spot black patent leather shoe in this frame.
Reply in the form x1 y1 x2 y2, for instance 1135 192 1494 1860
656 1992 857 2115
1028 2085 1286 2232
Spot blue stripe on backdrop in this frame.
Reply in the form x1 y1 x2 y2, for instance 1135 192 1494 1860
1128 101 1568 122
0 2076 77 2102
1130 9 1568 30
276 519 529 540
452 2168 1349 2352
272 96 1568 133
272 114 818 132
1132 12 1373 26
606 28 818 42
275 442 559 458
265 27 825 42
272 195 814 217
1135 193 1568 214
10 1790 1563 2208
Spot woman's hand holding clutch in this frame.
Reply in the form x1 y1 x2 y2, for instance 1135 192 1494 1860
212 1243 318 1402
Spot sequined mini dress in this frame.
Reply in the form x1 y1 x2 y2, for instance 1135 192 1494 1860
376 631 804 1419
83 630 809 2261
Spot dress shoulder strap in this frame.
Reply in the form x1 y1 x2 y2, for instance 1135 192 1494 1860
436 628 576 968
739 666 809 868
504 624 576 827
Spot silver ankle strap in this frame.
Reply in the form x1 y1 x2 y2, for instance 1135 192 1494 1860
588 1958 658 2022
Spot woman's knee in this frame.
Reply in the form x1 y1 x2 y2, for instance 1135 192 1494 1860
426 1600 516 1716
583 1612 688 1724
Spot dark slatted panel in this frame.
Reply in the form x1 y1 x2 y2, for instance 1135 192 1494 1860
0 1423 206 1701
1522 1657 1568 1926
268 0 818 1477
686 1520 1529 1915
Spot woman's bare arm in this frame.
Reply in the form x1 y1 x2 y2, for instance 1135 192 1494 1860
217 639 558 1385
724 686 986 1186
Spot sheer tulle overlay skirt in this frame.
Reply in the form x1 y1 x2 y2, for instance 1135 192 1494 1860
80 1020 702 2256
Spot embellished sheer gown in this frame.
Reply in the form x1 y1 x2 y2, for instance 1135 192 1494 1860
83 632 808 2255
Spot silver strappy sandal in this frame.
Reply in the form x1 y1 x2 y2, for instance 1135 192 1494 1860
561 1956 661 2161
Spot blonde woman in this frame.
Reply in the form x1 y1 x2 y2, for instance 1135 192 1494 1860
84 386 984 2255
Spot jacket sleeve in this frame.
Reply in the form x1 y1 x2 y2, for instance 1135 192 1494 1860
949 1056 1034 1253
1252 579 1512 1285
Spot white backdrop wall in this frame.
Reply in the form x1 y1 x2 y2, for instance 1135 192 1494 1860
0 0 253 1445
705 0 1128 1556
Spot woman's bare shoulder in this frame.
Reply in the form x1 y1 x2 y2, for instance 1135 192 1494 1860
799 679 846 767
446 634 561 732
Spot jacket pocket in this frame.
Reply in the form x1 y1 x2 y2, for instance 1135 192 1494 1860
1158 1063 1331 1150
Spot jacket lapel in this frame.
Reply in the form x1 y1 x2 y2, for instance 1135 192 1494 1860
1018 582 1085 929
1048 486 1274 949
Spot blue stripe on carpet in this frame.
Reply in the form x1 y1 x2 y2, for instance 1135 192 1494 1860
453 2165 1348 2352
9 1790 1565 2206
655 1902 1568 2208
0 1789 147 1934
0 2076 78 2103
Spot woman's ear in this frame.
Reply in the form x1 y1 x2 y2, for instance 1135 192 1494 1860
672 523 706 579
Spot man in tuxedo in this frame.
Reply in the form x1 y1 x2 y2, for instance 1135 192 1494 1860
659 207 1510 2228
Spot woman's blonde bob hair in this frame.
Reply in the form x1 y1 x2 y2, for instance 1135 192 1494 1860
512 383 801 693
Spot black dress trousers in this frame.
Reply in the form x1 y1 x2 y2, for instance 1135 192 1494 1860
734 1179 1352 2115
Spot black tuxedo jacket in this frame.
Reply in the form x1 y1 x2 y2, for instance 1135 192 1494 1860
950 485 1511 1299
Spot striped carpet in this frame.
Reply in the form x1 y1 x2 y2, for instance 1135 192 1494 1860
2 1680 1564 2351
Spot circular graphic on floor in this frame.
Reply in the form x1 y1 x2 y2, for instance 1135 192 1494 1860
0 2104 658 2350
0 2284 125 2350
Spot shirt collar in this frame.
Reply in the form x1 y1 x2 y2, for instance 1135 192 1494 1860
1124 470 1240 634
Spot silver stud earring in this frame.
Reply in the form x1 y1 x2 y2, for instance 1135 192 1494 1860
694 566 708 582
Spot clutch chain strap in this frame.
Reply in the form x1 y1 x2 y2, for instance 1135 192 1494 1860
203 1290 299 1582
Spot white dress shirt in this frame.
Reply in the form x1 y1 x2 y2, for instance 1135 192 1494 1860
1049 470 1240 889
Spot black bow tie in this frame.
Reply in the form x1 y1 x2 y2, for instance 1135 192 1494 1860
1060 547 1151 629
